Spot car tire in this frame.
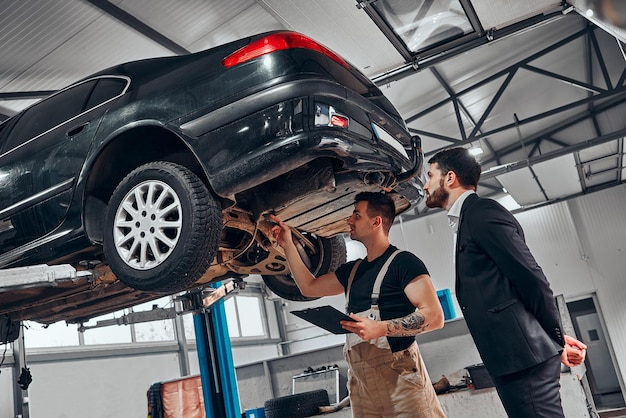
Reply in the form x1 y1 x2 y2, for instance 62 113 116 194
103 161 222 293
261 234 346 301
264 389 330 418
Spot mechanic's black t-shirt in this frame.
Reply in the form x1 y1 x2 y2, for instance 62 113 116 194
334 245 430 352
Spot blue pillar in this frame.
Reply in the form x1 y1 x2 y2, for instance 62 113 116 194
192 283 241 418
210 286 241 418
193 313 219 417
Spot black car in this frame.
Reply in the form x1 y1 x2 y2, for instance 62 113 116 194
0 31 423 325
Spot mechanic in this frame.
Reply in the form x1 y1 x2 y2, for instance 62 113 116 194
423 147 587 418
271 192 445 417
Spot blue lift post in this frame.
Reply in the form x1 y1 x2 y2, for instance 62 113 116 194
192 280 242 418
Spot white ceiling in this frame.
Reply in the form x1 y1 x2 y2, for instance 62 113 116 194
1 0 624 219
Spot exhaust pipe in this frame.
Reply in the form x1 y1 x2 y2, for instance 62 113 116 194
396 135 423 183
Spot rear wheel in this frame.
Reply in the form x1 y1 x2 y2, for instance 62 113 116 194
103 161 222 293
262 234 346 301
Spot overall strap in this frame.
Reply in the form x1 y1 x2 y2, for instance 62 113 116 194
345 259 363 312
371 250 402 307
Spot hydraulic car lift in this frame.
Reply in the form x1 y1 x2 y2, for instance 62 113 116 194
179 279 243 418
0 264 243 418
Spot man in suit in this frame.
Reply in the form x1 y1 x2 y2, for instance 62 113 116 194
423 147 587 417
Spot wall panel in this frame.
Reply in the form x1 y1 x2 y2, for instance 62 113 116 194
567 184 626 389
516 201 596 296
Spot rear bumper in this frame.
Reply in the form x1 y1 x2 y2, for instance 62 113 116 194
181 78 421 200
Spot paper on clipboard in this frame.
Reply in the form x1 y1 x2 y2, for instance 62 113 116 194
290 305 356 334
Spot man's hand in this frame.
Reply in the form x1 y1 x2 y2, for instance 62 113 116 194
561 334 587 367
340 313 387 340
269 214 293 249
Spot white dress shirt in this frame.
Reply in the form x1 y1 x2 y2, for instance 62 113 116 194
447 190 475 260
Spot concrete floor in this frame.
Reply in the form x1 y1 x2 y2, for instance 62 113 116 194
307 372 593 418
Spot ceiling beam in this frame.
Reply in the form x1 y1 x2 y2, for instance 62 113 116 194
480 127 626 180
430 67 499 161
574 152 588 193
406 23 595 124
409 88 626 156
408 128 459 143
476 94 626 165
430 67 466 141
468 69 517 141
522 64 603 93
589 29 613 89
617 64 626 87
85 0 190 55
477 87 626 139
618 137 624 184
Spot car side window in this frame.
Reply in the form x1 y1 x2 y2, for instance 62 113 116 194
3 80 97 151
0 114 22 153
0 120 8 149
84 77 128 110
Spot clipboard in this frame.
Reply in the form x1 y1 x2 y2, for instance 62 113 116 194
290 305 356 334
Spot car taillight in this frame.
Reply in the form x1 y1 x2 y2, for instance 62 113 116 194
222 31 350 69
330 114 349 129
315 104 349 129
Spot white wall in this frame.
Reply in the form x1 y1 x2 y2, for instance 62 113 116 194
566 184 626 389
0 366 15 418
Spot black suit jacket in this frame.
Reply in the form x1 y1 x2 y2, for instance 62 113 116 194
455 193 564 377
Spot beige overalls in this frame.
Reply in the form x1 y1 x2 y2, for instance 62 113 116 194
343 250 445 418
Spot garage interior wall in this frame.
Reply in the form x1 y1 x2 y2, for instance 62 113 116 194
0 182 622 418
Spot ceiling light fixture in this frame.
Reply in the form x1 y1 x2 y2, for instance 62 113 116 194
469 146 483 156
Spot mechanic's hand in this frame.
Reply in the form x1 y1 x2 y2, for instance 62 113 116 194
561 335 587 367
269 215 293 249
340 313 387 340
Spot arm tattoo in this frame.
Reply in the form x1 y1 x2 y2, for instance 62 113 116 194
386 311 429 337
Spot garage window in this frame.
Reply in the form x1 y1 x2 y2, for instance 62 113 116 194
23 296 175 348
224 296 266 338
370 0 474 53
23 291 269 349
183 291 269 342
23 321 80 348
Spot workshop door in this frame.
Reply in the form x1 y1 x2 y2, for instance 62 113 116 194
568 297 625 410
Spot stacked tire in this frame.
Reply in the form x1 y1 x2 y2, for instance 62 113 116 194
263 389 330 418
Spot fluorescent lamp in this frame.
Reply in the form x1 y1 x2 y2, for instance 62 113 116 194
469 146 483 156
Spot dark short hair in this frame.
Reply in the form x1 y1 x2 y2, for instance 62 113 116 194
354 192 395 233
428 147 481 188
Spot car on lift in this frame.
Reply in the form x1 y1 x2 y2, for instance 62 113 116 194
0 31 423 327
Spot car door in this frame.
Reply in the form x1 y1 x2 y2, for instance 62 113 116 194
0 76 128 253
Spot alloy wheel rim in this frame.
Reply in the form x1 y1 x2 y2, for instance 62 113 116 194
113 179 183 270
